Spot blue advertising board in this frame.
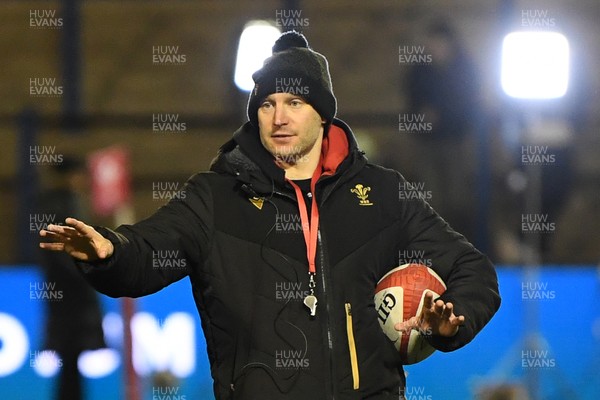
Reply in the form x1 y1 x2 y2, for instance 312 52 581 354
0 266 598 399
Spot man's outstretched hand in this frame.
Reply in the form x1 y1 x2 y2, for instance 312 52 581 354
39 217 114 262
394 291 465 337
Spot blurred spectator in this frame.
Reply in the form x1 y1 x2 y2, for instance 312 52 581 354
475 383 530 400
535 41 594 263
498 39 594 264
37 156 106 400
405 18 483 240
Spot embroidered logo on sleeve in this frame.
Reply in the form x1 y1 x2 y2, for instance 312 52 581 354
351 184 373 206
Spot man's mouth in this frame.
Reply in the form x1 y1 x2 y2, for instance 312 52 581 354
271 132 296 145
272 131 294 138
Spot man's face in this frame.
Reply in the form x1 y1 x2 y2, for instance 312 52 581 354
257 92 324 164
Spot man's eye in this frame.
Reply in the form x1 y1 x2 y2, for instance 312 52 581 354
260 102 273 109
290 99 303 107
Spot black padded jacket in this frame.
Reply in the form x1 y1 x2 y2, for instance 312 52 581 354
82 119 501 400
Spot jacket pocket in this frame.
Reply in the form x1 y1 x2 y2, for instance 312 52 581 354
345 302 360 390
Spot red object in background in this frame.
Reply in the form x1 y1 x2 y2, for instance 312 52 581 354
88 147 131 216
89 147 139 399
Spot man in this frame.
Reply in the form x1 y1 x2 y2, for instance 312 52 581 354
40 31 500 399
405 19 482 240
37 156 105 400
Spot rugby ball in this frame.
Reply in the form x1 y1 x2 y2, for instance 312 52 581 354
374 263 446 364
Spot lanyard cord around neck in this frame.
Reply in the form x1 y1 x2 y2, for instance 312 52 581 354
286 158 323 276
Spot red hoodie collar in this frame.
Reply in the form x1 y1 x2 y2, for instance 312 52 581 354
320 124 349 176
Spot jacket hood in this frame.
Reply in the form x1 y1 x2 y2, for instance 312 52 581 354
210 118 366 194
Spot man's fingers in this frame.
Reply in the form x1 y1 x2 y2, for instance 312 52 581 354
422 291 434 311
39 229 59 238
42 224 63 234
394 316 419 333
39 242 65 251
39 229 71 244
65 217 93 234
433 299 445 315
44 224 78 238
441 302 454 319
45 218 96 239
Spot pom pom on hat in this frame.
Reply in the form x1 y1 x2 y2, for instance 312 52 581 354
272 31 309 53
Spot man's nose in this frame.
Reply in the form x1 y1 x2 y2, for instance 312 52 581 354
273 104 288 126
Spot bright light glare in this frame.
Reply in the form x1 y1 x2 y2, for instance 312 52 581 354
234 21 281 91
501 31 569 99
0 313 29 377
32 350 61 378
132 312 195 378
78 349 121 378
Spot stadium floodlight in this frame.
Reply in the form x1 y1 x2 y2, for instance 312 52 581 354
501 31 569 99
234 21 281 92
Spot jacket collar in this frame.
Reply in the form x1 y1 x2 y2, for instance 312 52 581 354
210 118 366 195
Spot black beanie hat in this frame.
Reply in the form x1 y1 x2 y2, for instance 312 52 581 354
247 31 337 129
